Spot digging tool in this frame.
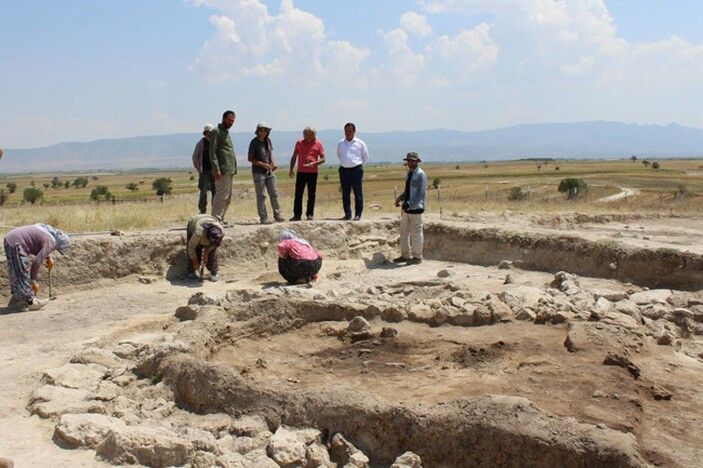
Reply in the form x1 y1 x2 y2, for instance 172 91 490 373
48 265 56 300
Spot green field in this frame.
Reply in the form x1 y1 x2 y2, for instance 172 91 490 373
1 159 701 233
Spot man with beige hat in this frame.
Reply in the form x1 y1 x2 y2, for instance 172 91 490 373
394 152 427 265
192 124 216 214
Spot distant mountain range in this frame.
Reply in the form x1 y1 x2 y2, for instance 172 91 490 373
3 121 703 173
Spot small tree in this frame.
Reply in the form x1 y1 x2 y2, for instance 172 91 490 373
558 178 588 199
51 176 61 189
0 190 8 206
189 175 195 181
23 187 43 204
90 185 112 201
42 182 50 189
64 180 71 189
30 180 36 187
432 177 441 189
651 161 660 169
631 155 637 163
73 176 89 188
6 182 17 193
555 166 560 171
126 182 139 192
642 160 650 167
455 165 460 170
537 164 542 171
508 187 527 201
152 177 173 196
92 176 100 181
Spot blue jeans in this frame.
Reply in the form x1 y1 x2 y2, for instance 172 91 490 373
339 165 363 218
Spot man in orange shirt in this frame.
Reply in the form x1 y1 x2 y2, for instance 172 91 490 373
289 126 325 221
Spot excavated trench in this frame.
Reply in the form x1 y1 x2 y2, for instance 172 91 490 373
15 220 703 467
3 220 702 300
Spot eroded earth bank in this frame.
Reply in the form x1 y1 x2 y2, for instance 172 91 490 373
1 217 702 467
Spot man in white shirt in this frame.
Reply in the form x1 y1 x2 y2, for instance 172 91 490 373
336 122 369 220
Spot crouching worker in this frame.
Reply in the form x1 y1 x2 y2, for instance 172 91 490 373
4 224 71 311
186 214 224 281
277 229 322 284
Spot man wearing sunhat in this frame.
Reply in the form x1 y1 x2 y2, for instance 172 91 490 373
192 124 216 214
248 122 283 224
393 152 427 265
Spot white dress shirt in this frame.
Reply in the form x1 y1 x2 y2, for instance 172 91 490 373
336 137 369 168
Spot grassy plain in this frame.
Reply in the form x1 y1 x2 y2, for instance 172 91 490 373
0 159 701 233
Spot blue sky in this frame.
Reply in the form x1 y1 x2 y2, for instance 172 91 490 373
1 0 703 148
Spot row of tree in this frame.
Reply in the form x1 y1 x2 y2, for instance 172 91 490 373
0 177 175 206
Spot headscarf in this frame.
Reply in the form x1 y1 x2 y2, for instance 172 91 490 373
35 223 71 254
203 223 224 247
280 229 310 247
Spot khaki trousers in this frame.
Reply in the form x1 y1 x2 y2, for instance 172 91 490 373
212 174 234 221
399 211 424 259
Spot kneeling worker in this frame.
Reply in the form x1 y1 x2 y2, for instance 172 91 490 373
277 229 322 284
186 214 224 281
393 152 427 265
3 223 71 310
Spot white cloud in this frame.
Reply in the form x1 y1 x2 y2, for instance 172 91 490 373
399 11 432 37
432 23 498 79
190 0 369 86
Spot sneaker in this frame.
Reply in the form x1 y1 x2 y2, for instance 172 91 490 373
353 216 361 221
392 256 409 263
28 298 49 311
289 216 301 221
210 272 220 282
306 215 314 220
406 258 423 265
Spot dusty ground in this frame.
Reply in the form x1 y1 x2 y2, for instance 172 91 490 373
0 214 702 467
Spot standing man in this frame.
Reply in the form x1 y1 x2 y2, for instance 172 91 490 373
192 124 216 214
393 152 427 265
289 126 325 221
209 110 237 225
248 123 283 224
336 122 369 220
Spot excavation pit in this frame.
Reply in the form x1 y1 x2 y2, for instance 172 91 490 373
6 219 702 467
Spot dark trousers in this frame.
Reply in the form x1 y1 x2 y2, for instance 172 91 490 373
198 170 216 214
293 172 318 218
278 257 322 284
186 227 219 274
339 165 363 218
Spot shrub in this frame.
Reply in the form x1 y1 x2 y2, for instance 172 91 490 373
92 176 100 181
126 182 139 192
64 180 71 189
642 160 650 167
6 182 17 193
51 177 62 189
455 165 460 170
189 175 195 181
558 178 588 199
508 186 527 201
23 187 43 204
73 176 89 188
0 190 7 206
152 177 173 196
42 183 50 190
90 185 112 201
651 161 660 169
323 173 329 182
674 184 691 199
432 177 441 189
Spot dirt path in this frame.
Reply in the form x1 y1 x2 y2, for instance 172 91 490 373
595 187 639 203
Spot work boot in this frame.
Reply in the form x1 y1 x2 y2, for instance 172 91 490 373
289 216 301 221
393 256 409 263
306 215 314 220
406 258 423 265
28 298 49 311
